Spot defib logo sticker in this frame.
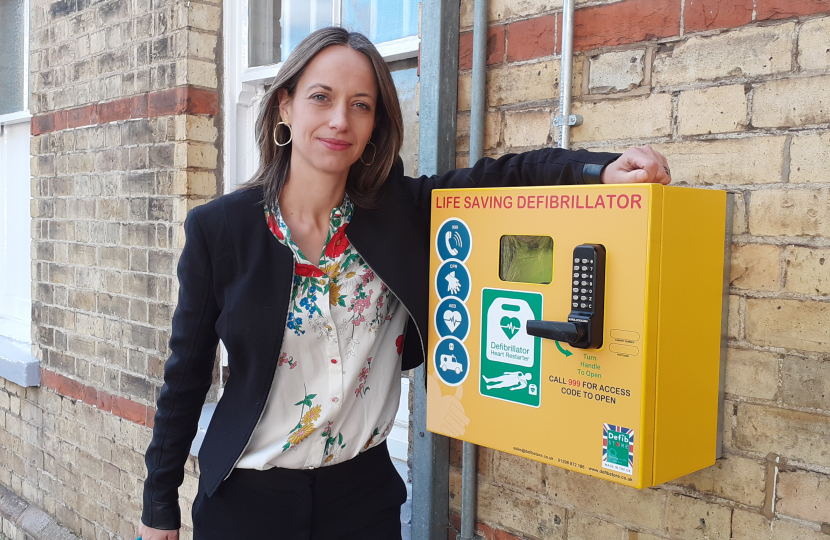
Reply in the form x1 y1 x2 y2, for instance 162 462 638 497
480 288 543 408
602 424 634 475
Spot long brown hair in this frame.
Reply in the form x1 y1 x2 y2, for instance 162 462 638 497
244 27 404 209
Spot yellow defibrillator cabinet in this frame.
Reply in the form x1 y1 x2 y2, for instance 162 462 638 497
426 184 731 488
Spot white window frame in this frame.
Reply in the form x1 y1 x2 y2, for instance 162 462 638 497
0 0 38 388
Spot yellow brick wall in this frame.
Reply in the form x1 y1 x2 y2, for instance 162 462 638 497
452 1 830 538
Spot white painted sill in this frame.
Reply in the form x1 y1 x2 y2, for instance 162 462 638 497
0 336 40 388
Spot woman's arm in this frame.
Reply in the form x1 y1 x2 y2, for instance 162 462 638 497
141 208 221 531
398 147 621 209
398 145 670 210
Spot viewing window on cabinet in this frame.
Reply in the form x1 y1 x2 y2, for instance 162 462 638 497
247 0 420 69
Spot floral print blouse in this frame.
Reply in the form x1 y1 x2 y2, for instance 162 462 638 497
235 195 407 470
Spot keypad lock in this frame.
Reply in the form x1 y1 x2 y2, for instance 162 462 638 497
526 244 606 349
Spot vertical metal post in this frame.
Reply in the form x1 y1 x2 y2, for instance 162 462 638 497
413 0 460 539
557 0 578 149
460 0 487 539
468 0 487 167
716 194 735 459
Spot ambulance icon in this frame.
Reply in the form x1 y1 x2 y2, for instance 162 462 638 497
440 354 464 374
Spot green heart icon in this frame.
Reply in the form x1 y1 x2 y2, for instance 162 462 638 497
500 316 521 339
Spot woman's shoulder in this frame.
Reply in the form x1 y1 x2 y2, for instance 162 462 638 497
190 186 264 221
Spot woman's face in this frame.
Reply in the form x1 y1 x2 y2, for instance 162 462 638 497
278 45 378 179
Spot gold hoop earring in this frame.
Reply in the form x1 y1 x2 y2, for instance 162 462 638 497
273 121 292 147
360 141 376 166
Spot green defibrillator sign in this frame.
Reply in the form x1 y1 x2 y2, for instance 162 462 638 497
480 288 543 407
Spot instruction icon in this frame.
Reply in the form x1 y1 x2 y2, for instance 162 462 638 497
435 297 471 341
434 337 470 386
435 260 471 301
436 218 472 262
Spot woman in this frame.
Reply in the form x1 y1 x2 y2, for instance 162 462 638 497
139 27 670 540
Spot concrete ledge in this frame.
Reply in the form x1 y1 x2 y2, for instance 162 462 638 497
0 484 78 540
0 337 40 388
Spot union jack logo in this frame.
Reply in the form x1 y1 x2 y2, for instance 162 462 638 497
602 424 634 474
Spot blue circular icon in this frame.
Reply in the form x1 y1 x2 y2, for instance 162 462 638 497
435 297 471 341
436 218 472 262
435 260 471 302
434 337 469 386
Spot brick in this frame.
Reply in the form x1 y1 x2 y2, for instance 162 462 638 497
507 15 556 63
460 0 562 27
459 27 505 71
571 93 672 142
588 50 646 93
175 142 218 169
782 356 830 410
111 396 146 425
188 31 219 60
98 0 128 24
736 403 830 467
567 513 624 540
181 2 221 31
666 494 733 540
545 468 664 529
120 373 155 403
176 59 218 89
777 470 830 522
66 105 93 129
749 189 830 238
456 112 501 153
769 520 829 540
753 76 830 128
784 246 830 296
125 323 157 350
574 0 680 51
790 133 830 184
730 243 782 291
503 108 552 148
798 17 830 71
492 451 546 492
746 298 830 353
487 60 560 107
671 455 766 506
725 348 780 400
757 0 830 20
678 85 747 135
174 115 218 144
685 0 753 32
653 24 794 86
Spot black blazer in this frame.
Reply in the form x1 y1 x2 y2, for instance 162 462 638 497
141 148 620 529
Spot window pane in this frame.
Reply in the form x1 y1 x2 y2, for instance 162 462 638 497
0 0 25 115
249 0 282 67
499 236 554 285
281 0 334 62
342 0 418 44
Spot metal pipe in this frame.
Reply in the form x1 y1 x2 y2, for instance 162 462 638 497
413 1 459 538
557 0 577 149
460 442 478 539
460 1 487 539
468 0 487 167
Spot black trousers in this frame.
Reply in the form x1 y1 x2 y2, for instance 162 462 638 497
192 441 407 539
